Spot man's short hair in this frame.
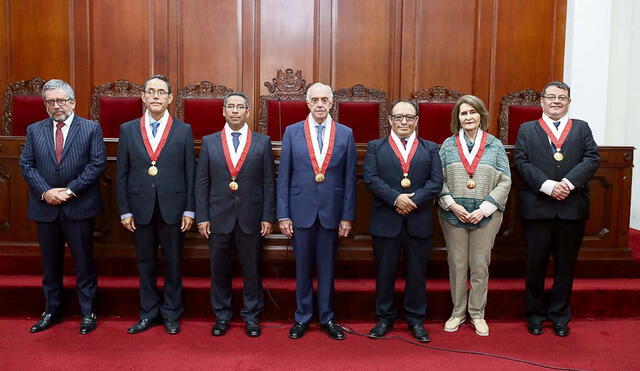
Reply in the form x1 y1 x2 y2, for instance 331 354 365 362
306 82 333 102
143 74 172 94
42 79 75 100
223 92 250 109
389 99 418 116
450 95 489 134
541 81 571 98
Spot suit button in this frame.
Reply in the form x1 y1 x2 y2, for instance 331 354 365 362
151 184 155 188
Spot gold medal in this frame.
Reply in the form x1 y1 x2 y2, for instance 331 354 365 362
466 179 476 189
315 173 325 183
229 180 239 191
148 161 158 176
401 173 411 188
553 151 564 162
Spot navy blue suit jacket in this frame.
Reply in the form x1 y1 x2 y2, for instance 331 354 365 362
363 137 443 238
116 117 196 225
19 115 106 222
276 120 357 229
195 130 276 234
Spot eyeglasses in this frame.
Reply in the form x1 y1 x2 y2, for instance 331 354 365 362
144 89 169 97
390 114 417 123
543 94 569 102
44 99 72 107
225 104 248 110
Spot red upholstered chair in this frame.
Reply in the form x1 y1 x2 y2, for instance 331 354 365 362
258 68 309 141
411 86 464 145
175 81 233 140
499 88 543 144
332 84 387 143
2 77 49 136
90 80 144 138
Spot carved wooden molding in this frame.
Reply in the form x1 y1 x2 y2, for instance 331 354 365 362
258 68 309 135
498 88 541 144
89 79 144 122
333 84 388 138
2 77 47 135
175 81 234 121
411 85 464 103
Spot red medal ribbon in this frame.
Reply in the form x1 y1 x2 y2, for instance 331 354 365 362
140 114 173 162
221 127 252 178
455 131 487 177
538 118 573 150
303 117 336 176
388 135 419 174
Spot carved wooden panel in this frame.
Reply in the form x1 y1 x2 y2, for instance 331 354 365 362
332 84 388 138
174 81 234 121
258 68 309 135
412 86 464 104
498 88 541 144
2 77 46 135
0 164 10 236
89 80 144 123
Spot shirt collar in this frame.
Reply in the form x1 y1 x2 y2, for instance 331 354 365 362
145 110 170 126
390 129 416 143
55 112 75 127
309 114 331 128
224 122 248 136
542 113 568 126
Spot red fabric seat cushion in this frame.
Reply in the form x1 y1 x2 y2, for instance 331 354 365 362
11 96 49 136
99 97 143 138
417 102 455 144
337 102 380 143
266 100 309 141
507 105 542 144
183 99 225 140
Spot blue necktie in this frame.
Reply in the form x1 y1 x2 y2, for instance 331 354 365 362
151 122 160 137
553 121 561 129
316 125 325 152
231 132 241 151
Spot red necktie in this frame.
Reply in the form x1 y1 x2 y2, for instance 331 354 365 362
401 138 408 149
55 122 64 164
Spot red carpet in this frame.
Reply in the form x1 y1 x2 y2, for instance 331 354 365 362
0 318 638 370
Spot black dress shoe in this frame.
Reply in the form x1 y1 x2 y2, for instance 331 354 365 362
369 322 393 338
29 312 61 333
245 321 261 337
127 318 158 334
288 322 309 339
552 323 569 337
408 324 430 342
321 321 345 340
527 322 544 335
212 320 230 336
164 319 180 335
79 313 97 335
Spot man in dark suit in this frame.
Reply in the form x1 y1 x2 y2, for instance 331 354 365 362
20 79 106 335
116 74 195 335
277 82 357 340
363 99 443 342
515 81 599 337
195 92 275 338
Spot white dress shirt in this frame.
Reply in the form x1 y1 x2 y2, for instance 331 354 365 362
538 113 575 195
224 123 249 166
53 112 75 148
390 130 416 162
308 114 333 167
144 110 170 151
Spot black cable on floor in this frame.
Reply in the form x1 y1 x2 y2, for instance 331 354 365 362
339 325 591 371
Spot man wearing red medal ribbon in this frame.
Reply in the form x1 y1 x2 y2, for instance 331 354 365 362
195 92 275 338
116 75 196 335
277 82 357 340
515 81 599 337
363 100 443 342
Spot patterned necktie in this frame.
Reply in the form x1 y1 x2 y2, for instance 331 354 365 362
316 125 325 152
151 122 160 137
55 122 64 164
401 138 407 149
231 132 241 151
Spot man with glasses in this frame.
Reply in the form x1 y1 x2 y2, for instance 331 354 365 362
20 79 106 334
277 82 357 340
195 92 275 337
515 81 599 337
363 99 443 342
116 74 195 335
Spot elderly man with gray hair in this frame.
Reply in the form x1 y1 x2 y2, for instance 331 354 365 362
277 82 357 340
20 79 106 335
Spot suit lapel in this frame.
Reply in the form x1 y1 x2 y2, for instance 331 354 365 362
211 132 230 177
408 139 424 175
60 115 81 162
534 123 555 158
156 119 178 163
383 139 404 177
236 132 257 178
43 119 56 161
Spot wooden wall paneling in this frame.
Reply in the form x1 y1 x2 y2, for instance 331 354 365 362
0 1 8 110
489 0 566 137
152 0 169 76
316 0 332 85
71 0 91 118
258 0 316 97
241 0 257 129
472 0 495 123
331 0 395 92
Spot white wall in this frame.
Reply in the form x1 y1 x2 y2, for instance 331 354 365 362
565 0 640 229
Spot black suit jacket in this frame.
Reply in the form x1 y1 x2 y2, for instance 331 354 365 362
363 137 443 238
19 115 106 222
195 130 276 234
514 119 599 220
116 117 196 225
